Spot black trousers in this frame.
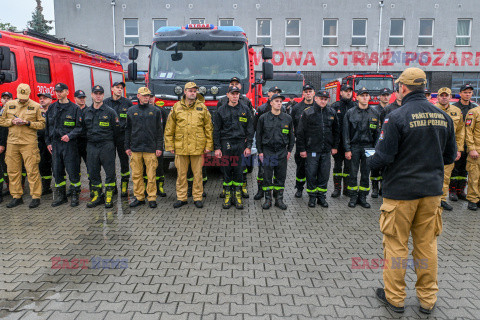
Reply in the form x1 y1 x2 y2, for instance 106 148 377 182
52 141 80 187
294 150 306 188
78 137 88 167
305 151 331 195
262 150 288 191
115 135 130 181
348 146 370 194
451 150 468 182
333 144 351 180
221 140 244 188
0 152 5 185
87 141 116 187
370 168 383 182
38 138 52 180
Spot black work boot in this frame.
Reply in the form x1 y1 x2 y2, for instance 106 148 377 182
254 181 264 200
308 194 317 207
449 179 458 201
29 198 40 209
348 192 358 208
274 189 287 210
457 179 467 201
317 192 329 208
52 185 68 207
87 187 105 208
441 200 453 211
104 186 115 208
157 180 166 197
262 190 272 209
202 179 207 198
357 191 371 208
222 187 232 209
7 197 23 208
234 186 244 210
121 179 129 197
187 180 193 197
294 179 304 198
41 178 52 195
468 201 478 211
371 180 379 198
331 176 342 198
342 176 350 196
65 183 72 197
241 182 249 198
375 288 405 313
89 181 94 198
70 186 80 207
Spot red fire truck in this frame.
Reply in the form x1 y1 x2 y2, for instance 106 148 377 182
261 72 305 105
0 30 125 104
127 23 274 162
325 73 396 105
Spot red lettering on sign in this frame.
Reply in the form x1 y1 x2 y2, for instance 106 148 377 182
340 52 352 65
252 50 262 66
303 52 316 66
272 51 284 66
367 52 378 66
381 49 394 66
461 52 473 66
352 51 366 66
285 51 303 66
405 52 418 66
419 52 432 66
445 52 459 66
432 49 445 66
475 52 480 66
328 52 338 66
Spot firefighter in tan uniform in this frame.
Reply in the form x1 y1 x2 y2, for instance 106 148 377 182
369 68 456 314
465 105 480 210
0 84 46 208
164 82 213 209
435 87 464 211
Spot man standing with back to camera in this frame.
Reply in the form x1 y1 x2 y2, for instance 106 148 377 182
370 68 456 314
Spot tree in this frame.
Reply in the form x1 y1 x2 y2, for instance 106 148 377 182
27 0 53 34
0 21 17 31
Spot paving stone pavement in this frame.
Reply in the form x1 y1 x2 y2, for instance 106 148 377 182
1 154 479 320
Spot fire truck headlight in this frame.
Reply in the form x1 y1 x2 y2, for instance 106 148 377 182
174 86 183 95
210 86 219 95
198 86 207 95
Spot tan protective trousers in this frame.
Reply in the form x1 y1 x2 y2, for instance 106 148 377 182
131 152 157 201
175 154 204 201
5 144 42 199
441 163 454 201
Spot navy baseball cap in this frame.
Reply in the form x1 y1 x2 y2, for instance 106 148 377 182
357 87 370 95
303 84 315 91
112 81 126 88
92 85 104 93
380 88 393 95
270 93 285 101
460 83 474 92
54 83 69 91
268 86 282 93
74 90 86 98
37 92 52 99
1 92 13 98
316 90 330 98
341 84 353 91
229 77 241 83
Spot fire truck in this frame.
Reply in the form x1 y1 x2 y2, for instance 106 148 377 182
325 73 396 105
0 30 125 104
261 72 305 110
127 23 274 163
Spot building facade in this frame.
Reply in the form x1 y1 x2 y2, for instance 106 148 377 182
54 0 480 99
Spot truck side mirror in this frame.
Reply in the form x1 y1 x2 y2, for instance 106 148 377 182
128 62 138 81
262 62 273 81
128 47 139 60
0 46 11 70
261 47 273 60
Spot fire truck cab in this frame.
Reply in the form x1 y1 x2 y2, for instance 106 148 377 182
261 72 305 105
325 73 396 105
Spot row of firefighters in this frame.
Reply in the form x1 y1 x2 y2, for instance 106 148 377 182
0 78 478 211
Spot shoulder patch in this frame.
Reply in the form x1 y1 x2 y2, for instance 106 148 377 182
196 107 203 111
466 119 473 126
27 106 35 110
9 105 15 109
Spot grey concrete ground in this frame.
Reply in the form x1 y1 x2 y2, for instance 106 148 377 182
1 156 479 320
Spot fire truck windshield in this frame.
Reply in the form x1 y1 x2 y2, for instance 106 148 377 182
263 80 303 96
354 78 394 92
150 41 248 81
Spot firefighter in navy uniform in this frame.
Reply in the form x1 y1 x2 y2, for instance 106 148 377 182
370 68 456 315
252 86 283 200
344 87 380 208
450 84 478 201
74 90 91 196
370 88 392 198
297 90 340 208
330 84 356 197
83 85 119 208
37 92 53 196
103 81 133 197
45 83 83 207
256 93 294 210
214 86 254 210
290 84 315 198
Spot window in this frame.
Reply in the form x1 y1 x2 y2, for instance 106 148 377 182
190 19 205 24
219 19 234 26
323 19 338 46
452 72 480 102
124 19 139 45
418 19 434 46
456 19 472 46
285 19 300 46
257 19 271 46
389 19 404 46
352 19 367 46
153 19 167 35
33 56 51 83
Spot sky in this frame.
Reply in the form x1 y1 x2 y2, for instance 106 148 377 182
0 0 55 34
